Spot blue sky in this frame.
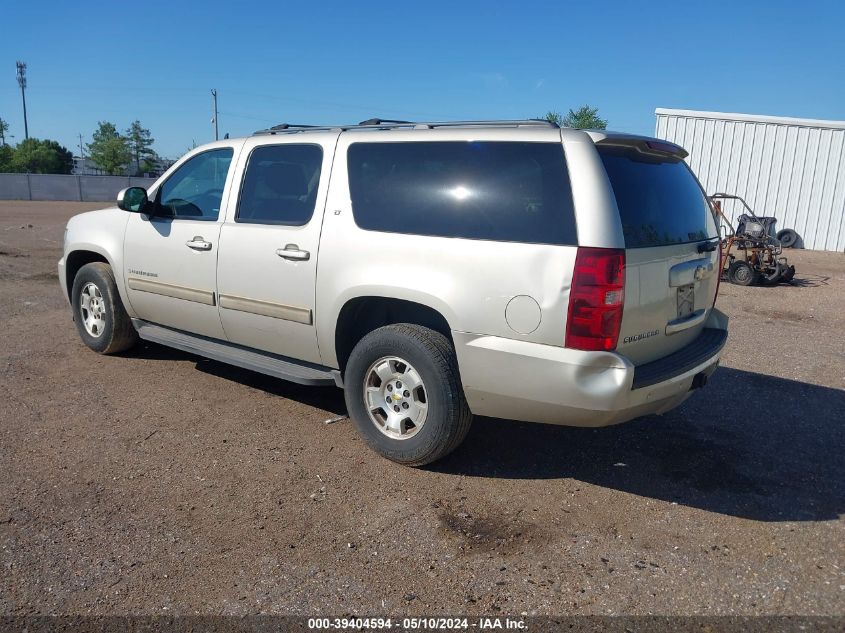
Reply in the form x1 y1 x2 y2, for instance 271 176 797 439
2 0 843 158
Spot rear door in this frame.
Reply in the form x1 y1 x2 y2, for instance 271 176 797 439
215 132 338 365
596 143 720 364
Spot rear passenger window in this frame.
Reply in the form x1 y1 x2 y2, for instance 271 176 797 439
237 144 323 225
347 142 577 245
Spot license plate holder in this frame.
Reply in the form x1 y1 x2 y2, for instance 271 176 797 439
677 284 695 319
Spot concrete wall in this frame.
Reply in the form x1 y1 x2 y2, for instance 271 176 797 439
0 174 157 202
0 174 30 200
656 108 845 252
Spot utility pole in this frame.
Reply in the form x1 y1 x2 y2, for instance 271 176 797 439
0 116 8 146
78 133 85 174
16 61 28 140
210 88 219 141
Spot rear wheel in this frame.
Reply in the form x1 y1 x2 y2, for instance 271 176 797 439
71 262 138 354
344 324 472 466
727 260 758 286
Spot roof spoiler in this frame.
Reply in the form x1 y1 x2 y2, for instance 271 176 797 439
590 132 689 159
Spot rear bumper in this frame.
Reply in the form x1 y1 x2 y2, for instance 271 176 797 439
631 327 727 389
454 308 728 427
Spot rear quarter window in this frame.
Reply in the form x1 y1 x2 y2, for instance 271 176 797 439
597 145 717 248
347 141 577 245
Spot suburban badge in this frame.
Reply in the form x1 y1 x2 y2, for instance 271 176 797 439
622 330 660 344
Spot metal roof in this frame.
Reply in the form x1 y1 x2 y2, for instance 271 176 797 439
655 108 845 131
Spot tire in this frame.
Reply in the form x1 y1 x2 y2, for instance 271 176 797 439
71 262 138 354
727 260 758 286
759 261 784 286
343 324 473 466
776 229 800 248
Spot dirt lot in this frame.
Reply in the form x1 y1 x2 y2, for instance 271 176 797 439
1 201 843 617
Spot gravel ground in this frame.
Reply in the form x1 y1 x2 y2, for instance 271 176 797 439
0 201 843 617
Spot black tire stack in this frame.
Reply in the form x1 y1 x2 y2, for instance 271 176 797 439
776 229 801 249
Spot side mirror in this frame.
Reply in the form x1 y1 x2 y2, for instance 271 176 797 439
117 187 148 213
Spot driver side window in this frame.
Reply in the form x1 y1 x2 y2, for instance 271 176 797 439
157 148 234 221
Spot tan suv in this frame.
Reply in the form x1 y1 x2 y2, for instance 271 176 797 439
59 119 728 465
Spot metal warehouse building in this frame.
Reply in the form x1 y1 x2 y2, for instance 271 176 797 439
655 108 845 252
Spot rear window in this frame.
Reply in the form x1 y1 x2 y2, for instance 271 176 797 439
597 145 717 248
347 141 577 245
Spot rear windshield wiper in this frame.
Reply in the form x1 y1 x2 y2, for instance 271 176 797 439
697 239 719 253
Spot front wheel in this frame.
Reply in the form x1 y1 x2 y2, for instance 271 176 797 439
71 262 138 354
344 324 472 466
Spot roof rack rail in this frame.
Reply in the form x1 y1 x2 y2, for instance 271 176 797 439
253 118 559 135
255 123 338 135
358 118 414 126
413 119 559 130
268 123 318 131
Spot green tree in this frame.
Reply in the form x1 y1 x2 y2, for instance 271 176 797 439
87 122 131 175
9 138 74 174
0 117 9 146
542 111 563 126
139 158 158 175
562 105 607 130
0 144 13 172
125 120 157 176
541 106 608 129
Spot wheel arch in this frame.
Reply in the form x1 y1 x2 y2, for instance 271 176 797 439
65 248 112 302
333 295 454 373
64 245 136 318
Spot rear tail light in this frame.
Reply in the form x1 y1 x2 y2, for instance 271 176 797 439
565 248 625 351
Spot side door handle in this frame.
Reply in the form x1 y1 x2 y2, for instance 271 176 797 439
186 236 213 251
276 244 310 261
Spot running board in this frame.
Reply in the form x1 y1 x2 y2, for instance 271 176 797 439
132 319 340 387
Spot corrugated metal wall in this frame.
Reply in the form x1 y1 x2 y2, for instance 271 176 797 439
655 108 845 252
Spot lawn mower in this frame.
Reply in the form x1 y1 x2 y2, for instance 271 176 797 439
709 193 796 286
